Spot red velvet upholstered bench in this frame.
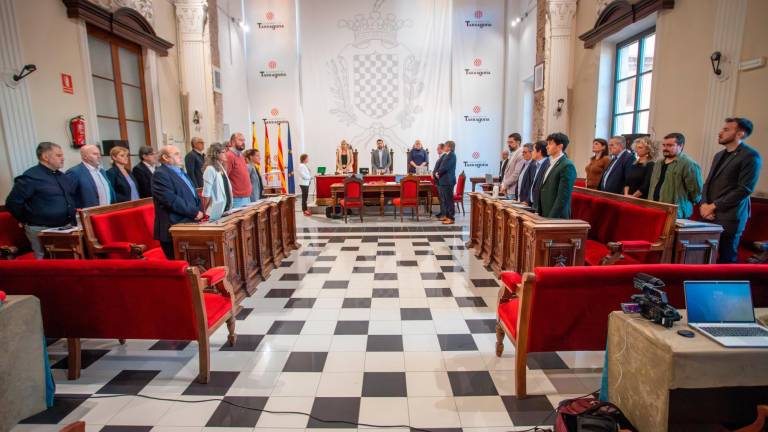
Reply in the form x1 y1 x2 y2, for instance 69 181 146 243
738 197 768 263
571 187 677 265
0 206 35 260
79 198 165 260
496 264 768 398
0 259 237 383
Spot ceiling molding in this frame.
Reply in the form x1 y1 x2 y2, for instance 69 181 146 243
578 0 674 49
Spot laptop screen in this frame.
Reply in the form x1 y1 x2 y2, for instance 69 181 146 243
684 281 756 324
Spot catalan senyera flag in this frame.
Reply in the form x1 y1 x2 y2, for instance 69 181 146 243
286 123 295 194
264 124 271 174
277 124 287 193
251 122 260 170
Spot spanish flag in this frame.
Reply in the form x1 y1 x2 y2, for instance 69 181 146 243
277 124 287 193
251 121 260 170
264 125 271 174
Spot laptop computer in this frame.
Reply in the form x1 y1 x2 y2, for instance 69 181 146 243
395 175 405 183
317 166 326 175
684 280 768 348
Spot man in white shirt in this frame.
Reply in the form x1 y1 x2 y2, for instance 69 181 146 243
500 133 525 199
66 144 114 208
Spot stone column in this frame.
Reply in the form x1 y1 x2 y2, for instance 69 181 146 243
544 0 576 135
175 0 215 146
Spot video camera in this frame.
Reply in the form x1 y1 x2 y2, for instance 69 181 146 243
630 273 682 328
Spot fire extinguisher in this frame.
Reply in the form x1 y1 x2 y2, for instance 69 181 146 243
69 115 86 148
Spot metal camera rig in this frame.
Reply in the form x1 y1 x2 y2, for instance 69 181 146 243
630 273 682 328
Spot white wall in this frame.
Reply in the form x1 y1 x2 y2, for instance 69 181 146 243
218 0 252 141
503 0 537 144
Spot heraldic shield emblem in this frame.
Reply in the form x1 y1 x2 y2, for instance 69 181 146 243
329 0 424 151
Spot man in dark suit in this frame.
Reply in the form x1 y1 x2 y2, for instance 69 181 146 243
66 144 114 208
184 137 205 188
435 141 457 224
5 142 77 258
520 141 547 206
153 145 203 259
536 133 577 219
132 146 157 198
432 142 446 218
599 136 636 194
700 117 762 263
499 149 509 180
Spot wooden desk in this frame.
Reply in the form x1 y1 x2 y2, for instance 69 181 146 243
38 228 86 259
470 176 499 192
607 309 768 432
331 182 433 217
672 219 723 264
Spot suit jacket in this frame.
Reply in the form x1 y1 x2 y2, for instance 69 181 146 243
702 143 762 231
599 150 635 194
185 150 205 188
530 158 550 211
435 151 457 187
517 160 536 204
248 164 264 202
132 162 154 198
371 147 392 172
152 164 201 242
66 162 114 208
502 147 526 194
537 156 576 219
105 166 138 203
432 153 445 179
499 159 509 180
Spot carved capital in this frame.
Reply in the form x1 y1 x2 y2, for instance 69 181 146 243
175 0 208 35
547 0 577 33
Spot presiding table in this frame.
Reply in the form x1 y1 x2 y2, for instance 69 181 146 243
470 176 499 192
0 295 48 432
606 309 768 432
330 181 434 216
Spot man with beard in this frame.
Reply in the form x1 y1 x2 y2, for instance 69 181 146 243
700 117 762 263
500 133 525 199
648 132 702 219
225 132 253 208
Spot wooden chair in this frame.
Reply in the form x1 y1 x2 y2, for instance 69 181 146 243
453 172 467 215
393 175 420 221
340 175 364 223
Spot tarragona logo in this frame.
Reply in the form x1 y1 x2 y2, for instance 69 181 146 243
464 105 490 123
270 108 280 117
465 58 491 77
474 10 483 18
466 9 492 28
268 60 277 69
258 11 284 30
473 58 482 67
260 60 286 78
472 151 480 159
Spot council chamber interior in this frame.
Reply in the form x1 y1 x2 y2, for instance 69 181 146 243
1 0 767 431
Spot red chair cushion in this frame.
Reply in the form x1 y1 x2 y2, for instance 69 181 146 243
497 299 520 340
500 271 522 293
0 211 31 254
584 240 640 266
340 199 363 208
201 267 226 286
204 292 231 328
143 247 168 261
344 181 362 199
90 205 160 257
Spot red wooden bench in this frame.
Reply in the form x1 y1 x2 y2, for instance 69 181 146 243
496 264 768 397
0 259 236 383
0 206 35 260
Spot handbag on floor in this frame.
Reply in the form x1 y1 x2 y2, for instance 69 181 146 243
555 392 637 432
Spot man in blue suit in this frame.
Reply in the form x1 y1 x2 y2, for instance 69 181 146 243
152 145 203 259
66 144 114 208
599 136 636 194
435 140 457 225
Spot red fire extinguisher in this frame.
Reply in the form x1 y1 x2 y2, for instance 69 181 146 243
69 115 86 148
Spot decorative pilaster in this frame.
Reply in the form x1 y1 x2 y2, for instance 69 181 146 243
544 0 576 135
699 0 747 174
207 0 223 142
176 0 215 145
0 0 38 176
532 0 547 140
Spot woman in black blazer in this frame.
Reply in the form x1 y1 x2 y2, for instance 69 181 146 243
106 146 141 203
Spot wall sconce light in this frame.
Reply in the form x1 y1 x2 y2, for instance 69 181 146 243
710 51 722 76
192 110 201 125
556 98 565 115
13 64 37 81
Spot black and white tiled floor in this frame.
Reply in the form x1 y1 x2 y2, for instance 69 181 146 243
16 212 603 432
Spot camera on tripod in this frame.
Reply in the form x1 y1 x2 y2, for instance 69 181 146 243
629 273 682 328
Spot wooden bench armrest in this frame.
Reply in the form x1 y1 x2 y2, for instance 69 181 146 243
601 241 662 265
95 242 147 259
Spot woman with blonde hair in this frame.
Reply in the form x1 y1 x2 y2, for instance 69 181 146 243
201 143 233 221
624 136 658 198
336 140 354 174
105 146 140 203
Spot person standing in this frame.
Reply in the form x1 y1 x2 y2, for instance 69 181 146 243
435 141 457 225
67 144 114 208
515 144 533 199
528 141 550 211
408 140 429 174
152 145 203 259
500 133 525 198
498 149 510 180
298 154 312 216
336 140 354 174
201 143 233 221
185 137 205 188
244 149 264 202
371 138 391 174
624 137 657 199
5 142 77 259
132 146 157 198
700 117 762 263
224 133 253 208
599 136 635 194
585 138 610 189
432 142 446 218
647 132 702 218
105 146 140 203
537 133 577 219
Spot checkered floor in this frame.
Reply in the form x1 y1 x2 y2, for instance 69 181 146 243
15 212 604 432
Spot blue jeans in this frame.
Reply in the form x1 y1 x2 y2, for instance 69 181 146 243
232 197 251 208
